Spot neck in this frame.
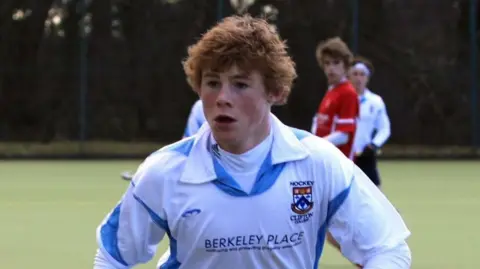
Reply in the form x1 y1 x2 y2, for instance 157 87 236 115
328 76 346 87
357 87 366 95
216 115 271 154
216 130 272 174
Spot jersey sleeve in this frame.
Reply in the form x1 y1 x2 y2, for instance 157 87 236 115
334 91 358 133
326 153 411 267
94 157 169 268
372 99 391 147
310 114 318 134
183 100 205 138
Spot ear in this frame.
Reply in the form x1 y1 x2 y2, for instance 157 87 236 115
193 88 201 96
267 90 284 105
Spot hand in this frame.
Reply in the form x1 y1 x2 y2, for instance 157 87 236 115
360 143 378 157
120 171 134 181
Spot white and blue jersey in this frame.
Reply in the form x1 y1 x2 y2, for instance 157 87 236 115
183 100 206 137
353 89 391 154
95 114 410 269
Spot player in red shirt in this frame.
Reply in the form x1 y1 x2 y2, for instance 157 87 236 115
313 37 362 268
313 37 359 160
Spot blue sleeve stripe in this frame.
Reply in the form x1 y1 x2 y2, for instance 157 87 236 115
131 193 182 269
132 194 169 232
183 127 190 137
196 117 203 130
326 177 353 223
313 176 353 268
313 223 328 269
159 238 181 269
100 204 129 266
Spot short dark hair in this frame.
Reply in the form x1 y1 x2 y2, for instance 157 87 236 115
352 55 375 76
315 37 353 68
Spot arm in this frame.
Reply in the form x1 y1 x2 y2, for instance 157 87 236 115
332 91 359 146
326 157 411 268
94 159 168 268
371 100 391 147
311 115 318 134
183 100 205 138
324 131 349 146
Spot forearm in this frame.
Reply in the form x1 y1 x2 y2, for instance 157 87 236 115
363 241 411 269
372 110 391 147
311 115 318 134
324 131 349 146
372 127 390 147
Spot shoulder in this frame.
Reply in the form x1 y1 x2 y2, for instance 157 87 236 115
338 83 358 98
192 100 203 111
291 128 354 175
292 130 355 197
366 91 386 107
133 137 194 191
303 135 351 165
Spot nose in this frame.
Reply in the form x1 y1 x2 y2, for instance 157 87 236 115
216 84 233 107
324 64 333 73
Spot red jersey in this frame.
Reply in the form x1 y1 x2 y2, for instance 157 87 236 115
314 81 359 159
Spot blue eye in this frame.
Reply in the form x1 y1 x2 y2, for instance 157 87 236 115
234 82 249 89
206 80 220 88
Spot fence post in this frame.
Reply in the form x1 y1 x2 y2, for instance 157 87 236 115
351 0 359 54
79 0 88 155
470 0 478 150
217 0 224 20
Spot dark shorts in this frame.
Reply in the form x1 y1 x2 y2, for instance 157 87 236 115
355 154 381 186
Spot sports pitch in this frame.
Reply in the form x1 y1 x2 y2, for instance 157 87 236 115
1 160 479 268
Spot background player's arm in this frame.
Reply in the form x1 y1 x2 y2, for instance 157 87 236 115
371 99 391 147
183 100 204 138
326 91 358 146
311 114 318 134
323 131 349 146
95 161 167 268
326 155 411 268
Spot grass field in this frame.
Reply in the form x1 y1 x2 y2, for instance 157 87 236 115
1 160 479 269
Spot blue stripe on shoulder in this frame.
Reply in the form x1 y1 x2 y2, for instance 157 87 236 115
289 127 312 141
155 137 195 157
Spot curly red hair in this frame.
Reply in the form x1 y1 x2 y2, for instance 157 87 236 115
183 15 296 105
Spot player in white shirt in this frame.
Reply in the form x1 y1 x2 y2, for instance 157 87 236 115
120 99 207 181
349 57 391 188
182 99 206 138
94 15 411 269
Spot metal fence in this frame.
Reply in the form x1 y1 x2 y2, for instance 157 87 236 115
0 0 478 157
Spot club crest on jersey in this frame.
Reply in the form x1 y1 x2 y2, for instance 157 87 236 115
291 186 314 215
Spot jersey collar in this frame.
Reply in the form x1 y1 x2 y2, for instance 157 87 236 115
328 77 348 91
179 114 309 184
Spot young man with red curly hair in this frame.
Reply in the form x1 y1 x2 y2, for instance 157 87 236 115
93 15 411 269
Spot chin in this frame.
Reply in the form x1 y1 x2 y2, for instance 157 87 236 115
212 130 235 141
328 77 341 84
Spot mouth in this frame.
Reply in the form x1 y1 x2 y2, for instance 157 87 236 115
214 115 237 124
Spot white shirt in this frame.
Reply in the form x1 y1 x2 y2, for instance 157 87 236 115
353 89 391 154
94 114 410 269
183 100 207 137
212 130 272 193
